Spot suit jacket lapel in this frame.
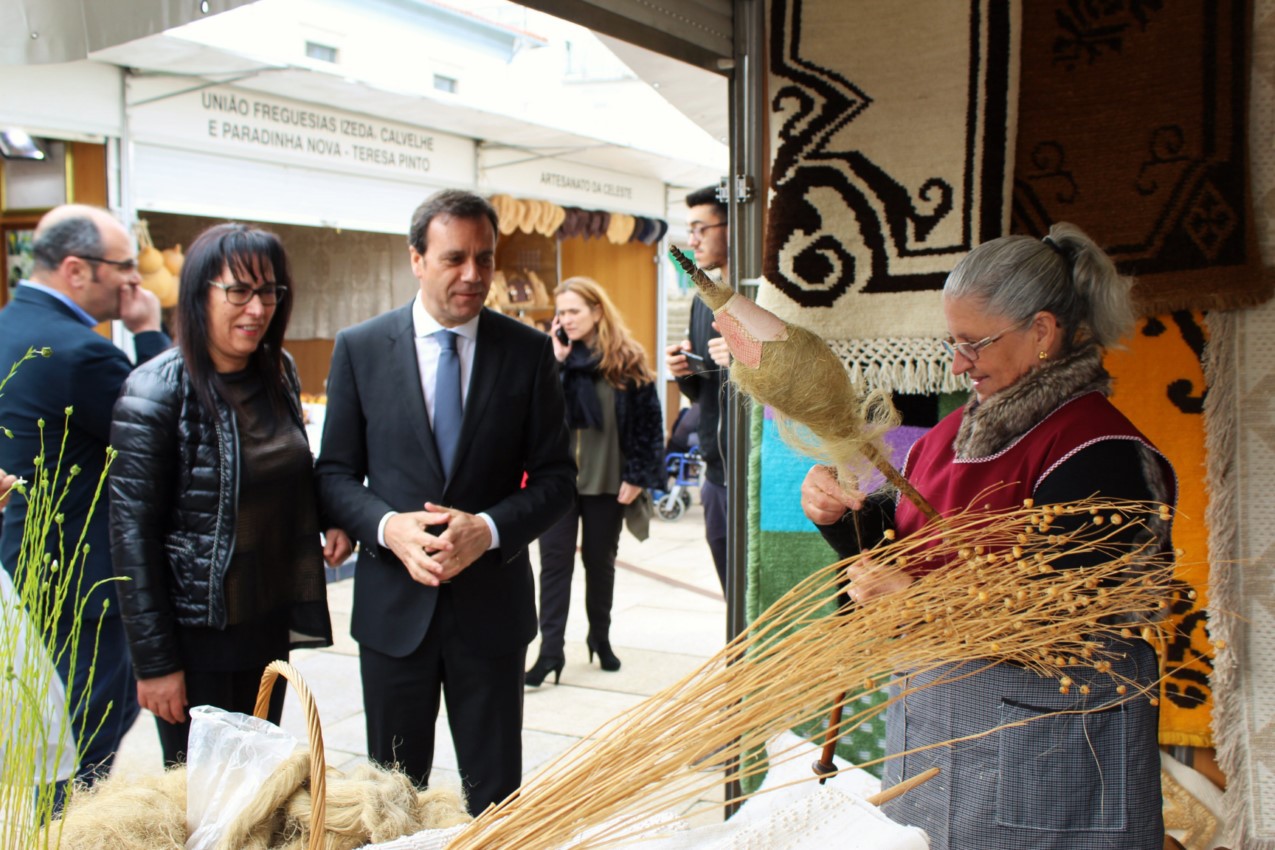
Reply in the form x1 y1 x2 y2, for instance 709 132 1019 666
390 304 446 482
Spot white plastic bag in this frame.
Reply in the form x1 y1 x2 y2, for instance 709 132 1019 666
0 566 77 782
185 704 300 850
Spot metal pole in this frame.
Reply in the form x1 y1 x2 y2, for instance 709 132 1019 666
723 0 765 818
725 0 764 649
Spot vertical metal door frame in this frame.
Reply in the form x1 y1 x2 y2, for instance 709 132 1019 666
722 0 765 814
725 0 764 647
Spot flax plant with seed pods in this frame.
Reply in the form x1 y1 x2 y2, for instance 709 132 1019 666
443 497 1201 850
0 347 121 850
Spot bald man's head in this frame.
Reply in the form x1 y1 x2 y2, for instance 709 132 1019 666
29 204 140 322
31 205 126 273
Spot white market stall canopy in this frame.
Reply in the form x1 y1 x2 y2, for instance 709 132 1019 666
517 0 733 73
0 0 256 64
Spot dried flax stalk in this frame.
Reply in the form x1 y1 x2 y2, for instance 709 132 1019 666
445 498 1196 850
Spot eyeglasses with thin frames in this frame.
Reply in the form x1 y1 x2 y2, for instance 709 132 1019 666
76 255 138 273
941 318 1030 362
688 222 727 239
210 281 289 306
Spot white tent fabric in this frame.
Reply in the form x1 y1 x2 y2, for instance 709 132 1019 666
0 0 254 65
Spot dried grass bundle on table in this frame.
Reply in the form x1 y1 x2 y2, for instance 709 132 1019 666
442 497 1191 850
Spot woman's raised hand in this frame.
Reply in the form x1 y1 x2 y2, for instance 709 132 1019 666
800 464 864 526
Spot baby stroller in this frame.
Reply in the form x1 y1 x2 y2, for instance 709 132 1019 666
653 405 705 521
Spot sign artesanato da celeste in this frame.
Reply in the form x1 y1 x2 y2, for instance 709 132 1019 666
127 80 474 181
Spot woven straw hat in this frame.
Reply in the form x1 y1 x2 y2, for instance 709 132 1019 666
545 204 566 237
489 195 518 235
517 199 538 234
604 213 631 244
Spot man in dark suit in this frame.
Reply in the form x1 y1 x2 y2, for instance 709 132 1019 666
0 204 170 786
316 190 574 814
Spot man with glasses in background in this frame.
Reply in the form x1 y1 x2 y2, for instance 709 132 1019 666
0 204 169 789
665 185 732 593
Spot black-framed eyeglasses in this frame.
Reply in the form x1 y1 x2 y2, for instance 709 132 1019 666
688 222 727 239
210 281 288 306
76 255 138 272
941 319 1030 362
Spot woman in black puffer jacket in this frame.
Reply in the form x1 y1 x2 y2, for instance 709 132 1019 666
526 277 665 687
109 224 351 766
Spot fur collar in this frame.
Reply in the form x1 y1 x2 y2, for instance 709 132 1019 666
953 345 1111 459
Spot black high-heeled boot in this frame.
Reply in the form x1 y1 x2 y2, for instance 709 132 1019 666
525 656 564 687
586 634 621 672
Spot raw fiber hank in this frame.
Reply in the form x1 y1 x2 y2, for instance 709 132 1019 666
444 497 1196 850
48 756 471 850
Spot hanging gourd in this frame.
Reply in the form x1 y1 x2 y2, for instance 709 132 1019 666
134 220 178 308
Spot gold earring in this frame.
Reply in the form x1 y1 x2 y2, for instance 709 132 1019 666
1038 351 1048 361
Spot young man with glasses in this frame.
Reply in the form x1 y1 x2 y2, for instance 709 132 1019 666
0 204 169 790
664 185 732 592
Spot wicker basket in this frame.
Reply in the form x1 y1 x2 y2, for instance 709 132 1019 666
253 660 326 850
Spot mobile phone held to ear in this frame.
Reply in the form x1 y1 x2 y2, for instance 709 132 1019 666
682 350 708 374
555 327 570 346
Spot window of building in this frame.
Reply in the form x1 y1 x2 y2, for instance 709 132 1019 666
305 41 338 63
433 74 458 94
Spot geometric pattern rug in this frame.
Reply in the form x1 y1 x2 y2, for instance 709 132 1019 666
1106 313 1215 748
1209 0 1275 843
758 0 1019 353
1210 300 1275 849
1012 0 1273 315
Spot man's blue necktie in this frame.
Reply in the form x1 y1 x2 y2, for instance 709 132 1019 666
433 330 462 478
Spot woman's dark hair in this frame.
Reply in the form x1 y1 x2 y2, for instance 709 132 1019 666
177 223 294 416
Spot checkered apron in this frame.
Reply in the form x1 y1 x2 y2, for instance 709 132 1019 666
881 636 1162 849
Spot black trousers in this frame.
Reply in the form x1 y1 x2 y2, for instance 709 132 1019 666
360 585 526 816
701 479 728 593
154 665 287 767
535 493 625 661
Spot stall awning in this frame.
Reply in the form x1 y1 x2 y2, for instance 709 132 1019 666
0 0 255 65
516 0 733 73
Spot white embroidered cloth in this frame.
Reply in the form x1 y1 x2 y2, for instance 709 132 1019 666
363 734 929 850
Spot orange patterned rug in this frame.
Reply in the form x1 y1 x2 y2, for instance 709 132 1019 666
1106 310 1214 747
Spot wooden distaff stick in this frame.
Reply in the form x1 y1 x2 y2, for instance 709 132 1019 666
668 246 939 523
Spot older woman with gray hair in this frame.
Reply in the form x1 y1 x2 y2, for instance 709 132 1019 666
801 223 1175 849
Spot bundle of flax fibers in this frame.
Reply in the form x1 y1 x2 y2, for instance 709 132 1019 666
444 496 1200 850
48 753 471 850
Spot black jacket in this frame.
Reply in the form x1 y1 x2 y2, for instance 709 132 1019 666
609 377 666 491
0 285 170 619
108 347 309 678
315 306 575 659
675 297 728 485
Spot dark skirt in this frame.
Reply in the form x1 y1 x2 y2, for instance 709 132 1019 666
881 637 1162 850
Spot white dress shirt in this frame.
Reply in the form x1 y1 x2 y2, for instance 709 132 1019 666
377 295 500 551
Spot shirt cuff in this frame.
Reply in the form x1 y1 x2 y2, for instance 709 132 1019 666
478 512 500 550
377 512 394 548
